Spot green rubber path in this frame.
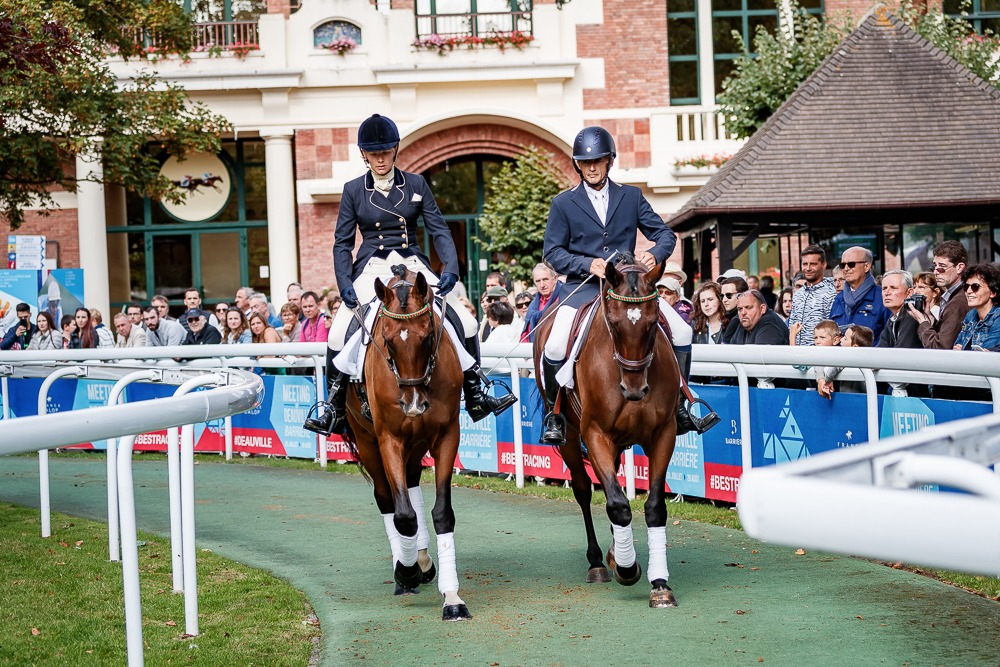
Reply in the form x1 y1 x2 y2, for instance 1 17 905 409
1 456 998 666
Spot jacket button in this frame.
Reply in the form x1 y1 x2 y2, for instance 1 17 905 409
399 217 405 222
378 245 384 250
603 246 609 252
402 243 408 249
376 223 381 228
378 235 383 239
603 232 608 237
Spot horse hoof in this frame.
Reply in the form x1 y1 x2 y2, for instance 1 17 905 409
394 561 423 590
605 549 642 586
586 566 611 583
394 584 420 596
442 604 472 622
649 585 678 608
420 561 437 585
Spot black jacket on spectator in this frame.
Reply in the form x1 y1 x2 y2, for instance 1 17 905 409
729 309 790 346
879 311 922 349
722 308 741 343
1 322 36 350
183 326 222 346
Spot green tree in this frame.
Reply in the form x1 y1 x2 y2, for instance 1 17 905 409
717 1 1000 139
478 146 571 283
0 1 230 229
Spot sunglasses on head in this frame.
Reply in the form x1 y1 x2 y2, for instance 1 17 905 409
965 282 984 293
838 261 867 270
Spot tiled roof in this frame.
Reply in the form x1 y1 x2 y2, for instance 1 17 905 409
668 12 1000 229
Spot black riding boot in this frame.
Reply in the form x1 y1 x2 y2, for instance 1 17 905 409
540 357 566 445
672 344 720 435
462 335 517 422
303 349 350 436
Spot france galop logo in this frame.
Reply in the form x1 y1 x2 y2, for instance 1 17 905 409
762 397 809 463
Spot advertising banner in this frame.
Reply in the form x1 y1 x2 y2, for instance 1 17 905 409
40 269 84 326
0 270 41 336
3 373 993 501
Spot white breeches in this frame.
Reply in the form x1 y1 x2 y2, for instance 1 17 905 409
328 251 477 351
543 298 693 361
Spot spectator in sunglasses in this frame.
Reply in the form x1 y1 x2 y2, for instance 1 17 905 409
182 308 221 346
828 246 889 343
952 263 1000 351
719 276 748 344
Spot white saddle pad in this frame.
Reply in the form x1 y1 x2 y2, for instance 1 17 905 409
333 300 473 379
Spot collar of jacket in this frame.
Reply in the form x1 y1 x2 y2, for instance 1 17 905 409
364 167 407 192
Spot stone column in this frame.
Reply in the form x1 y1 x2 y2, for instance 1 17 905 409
261 131 299 302
105 183 131 308
76 142 111 318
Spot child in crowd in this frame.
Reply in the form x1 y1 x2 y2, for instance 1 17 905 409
816 322 873 398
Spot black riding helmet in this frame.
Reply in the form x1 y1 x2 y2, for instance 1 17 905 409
572 126 616 178
357 114 400 152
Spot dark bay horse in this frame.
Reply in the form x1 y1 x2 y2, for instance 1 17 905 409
533 258 681 608
345 265 471 621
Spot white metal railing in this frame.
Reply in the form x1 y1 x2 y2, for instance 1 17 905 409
0 361 263 667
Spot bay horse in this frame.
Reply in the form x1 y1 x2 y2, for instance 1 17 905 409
345 265 471 621
533 256 681 608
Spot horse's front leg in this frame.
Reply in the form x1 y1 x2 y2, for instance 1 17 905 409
583 427 642 586
430 421 471 621
559 423 610 583
645 420 679 608
377 435 424 593
405 452 436 585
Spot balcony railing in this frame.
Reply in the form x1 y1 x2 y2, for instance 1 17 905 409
128 20 260 55
415 10 532 39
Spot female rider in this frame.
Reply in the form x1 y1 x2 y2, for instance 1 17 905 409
305 114 516 436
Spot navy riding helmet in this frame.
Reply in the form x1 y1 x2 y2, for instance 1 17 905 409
357 114 400 152
572 126 616 178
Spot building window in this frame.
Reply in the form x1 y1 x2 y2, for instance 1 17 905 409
415 0 532 39
943 0 1000 35
181 0 266 23
668 0 700 104
314 20 362 48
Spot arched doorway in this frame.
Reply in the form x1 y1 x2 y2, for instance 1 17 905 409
420 155 511 307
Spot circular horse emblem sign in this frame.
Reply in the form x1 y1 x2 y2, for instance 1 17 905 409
158 152 232 222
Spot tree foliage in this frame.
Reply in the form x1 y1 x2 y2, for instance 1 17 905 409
0 1 230 229
717 1 1000 139
478 146 571 283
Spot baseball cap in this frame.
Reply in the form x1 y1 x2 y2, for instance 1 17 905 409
720 268 748 281
183 308 206 322
485 286 508 299
656 277 683 294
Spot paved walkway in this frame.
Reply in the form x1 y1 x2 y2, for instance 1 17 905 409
1 456 998 666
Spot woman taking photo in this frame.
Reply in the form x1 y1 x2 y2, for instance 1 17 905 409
691 282 728 345
27 311 63 350
952 263 1000 350
913 271 943 322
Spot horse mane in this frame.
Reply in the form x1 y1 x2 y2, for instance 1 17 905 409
389 264 412 308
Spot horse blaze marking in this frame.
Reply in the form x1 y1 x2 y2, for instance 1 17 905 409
400 329 409 341
626 307 641 324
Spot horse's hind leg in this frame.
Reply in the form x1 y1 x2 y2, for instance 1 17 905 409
405 456 436 585
584 428 642 587
431 422 471 621
645 425 679 608
560 432 610 583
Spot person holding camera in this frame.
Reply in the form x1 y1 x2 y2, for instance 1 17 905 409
878 270 923 349
0 303 36 350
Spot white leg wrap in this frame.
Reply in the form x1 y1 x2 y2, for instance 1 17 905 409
647 526 669 583
436 532 462 598
611 522 637 568
408 486 431 551
381 513 402 568
398 533 418 567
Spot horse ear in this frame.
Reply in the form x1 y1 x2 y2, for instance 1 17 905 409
374 278 388 303
605 261 623 289
414 272 429 300
648 261 666 286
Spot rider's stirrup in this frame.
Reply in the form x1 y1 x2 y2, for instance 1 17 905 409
464 369 516 422
676 398 720 436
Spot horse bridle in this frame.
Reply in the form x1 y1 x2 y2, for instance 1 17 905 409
602 266 659 374
374 286 445 388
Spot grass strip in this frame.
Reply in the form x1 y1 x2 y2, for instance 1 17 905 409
0 502 318 667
